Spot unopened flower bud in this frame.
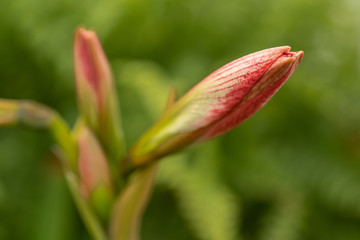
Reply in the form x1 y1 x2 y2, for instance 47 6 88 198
128 46 303 168
74 27 124 161
78 126 112 198
77 126 114 219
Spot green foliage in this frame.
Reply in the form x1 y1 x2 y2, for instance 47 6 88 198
1 0 360 239
157 147 239 240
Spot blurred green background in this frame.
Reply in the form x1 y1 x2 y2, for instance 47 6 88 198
1 0 360 239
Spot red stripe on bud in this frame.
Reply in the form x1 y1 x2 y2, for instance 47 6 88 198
127 47 304 168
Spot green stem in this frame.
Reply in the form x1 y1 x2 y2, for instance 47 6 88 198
0 99 109 240
109 163 158 240
64 168 108 240
47 113 109 240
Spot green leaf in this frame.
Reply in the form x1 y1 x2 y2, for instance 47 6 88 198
110 164 158 240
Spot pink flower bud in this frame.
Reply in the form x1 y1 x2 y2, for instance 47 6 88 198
200 49 303 140
78 126 112 198
128 46 303 167
74 27 124 161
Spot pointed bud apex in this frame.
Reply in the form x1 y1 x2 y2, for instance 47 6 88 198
201 50 303 139
74 27 124 161
128 47 303 168
162 87 178 117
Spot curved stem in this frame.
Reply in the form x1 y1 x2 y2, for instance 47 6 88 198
0 99 109 240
